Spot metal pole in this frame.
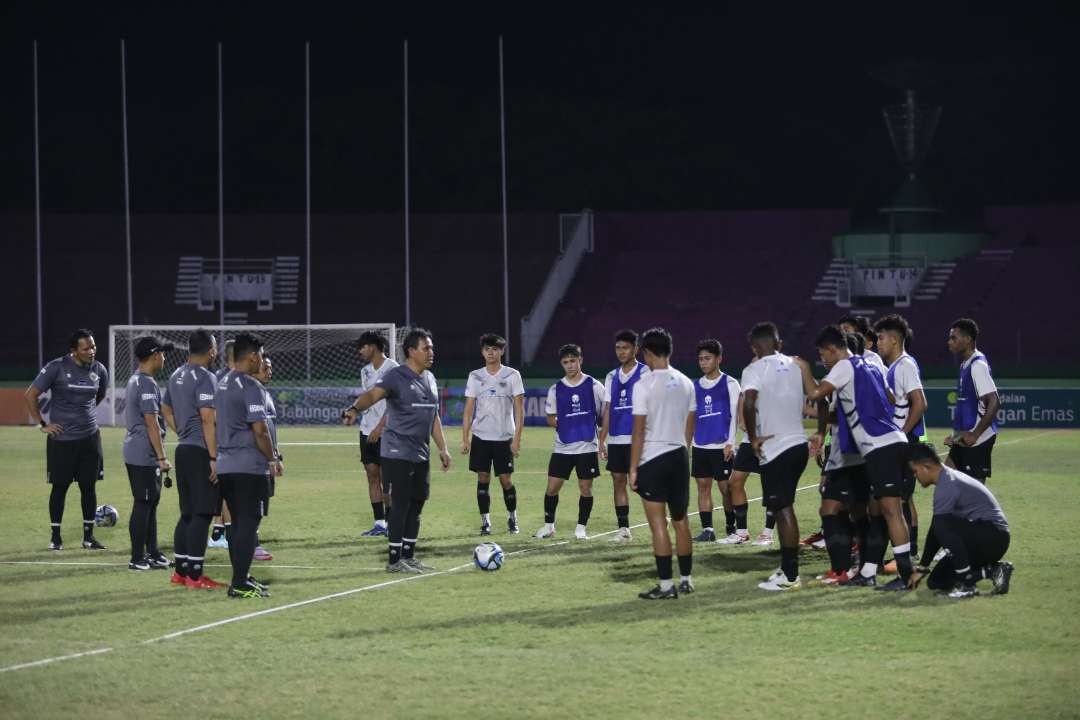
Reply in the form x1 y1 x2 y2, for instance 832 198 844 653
305 42 312 380
217 42 225 332
33 41 43 371
498 36 510 363
121 39 133 326
403 39 411 328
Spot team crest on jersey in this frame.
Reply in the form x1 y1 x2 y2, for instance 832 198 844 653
571 394 581 412
704 395 713 406
89 372 99 383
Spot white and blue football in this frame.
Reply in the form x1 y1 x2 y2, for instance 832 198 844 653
473 542 504 571
94 504 119 528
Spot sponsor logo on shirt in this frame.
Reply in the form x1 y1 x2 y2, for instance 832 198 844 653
248 404 265 412
199 393 214 401
141 393 156 400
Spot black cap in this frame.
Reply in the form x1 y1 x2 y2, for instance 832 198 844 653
134 336 176 360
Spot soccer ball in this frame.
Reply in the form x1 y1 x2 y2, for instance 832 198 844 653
94 504 119 528
473 542 504 571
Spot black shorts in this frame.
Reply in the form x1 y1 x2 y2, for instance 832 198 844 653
46 431 102 486
126 463 162 504
382 459 431 502
821 464 869 503
691 447 733 480
634 447 691 520
360 433 381 466
947 434 996 481
175 444 221 516
547 452 601 481
864 442 908 498
219 473 267 520
605 443 632 474
760 443 809 511
732 442 760 474
469 437 515 475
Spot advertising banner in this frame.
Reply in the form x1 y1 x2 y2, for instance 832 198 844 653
93 385 1079 430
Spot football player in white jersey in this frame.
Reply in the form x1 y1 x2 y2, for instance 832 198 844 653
462 334 525 535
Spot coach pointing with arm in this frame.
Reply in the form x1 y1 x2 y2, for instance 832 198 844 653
346 328 451 573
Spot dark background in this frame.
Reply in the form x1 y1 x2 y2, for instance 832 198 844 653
1 4 1077 375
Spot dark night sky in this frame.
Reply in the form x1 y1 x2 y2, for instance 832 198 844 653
2 3 1077 214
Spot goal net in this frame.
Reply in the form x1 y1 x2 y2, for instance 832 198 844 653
107 324 396 426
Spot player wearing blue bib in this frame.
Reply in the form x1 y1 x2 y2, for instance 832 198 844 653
536 344 605 540
598 329 649 543
945 318 1000 483
691 339 742 543
875 314 928 565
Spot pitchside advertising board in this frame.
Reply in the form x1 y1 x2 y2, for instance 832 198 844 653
82 385 1078 429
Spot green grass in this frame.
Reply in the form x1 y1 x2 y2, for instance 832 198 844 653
1 425 1078 719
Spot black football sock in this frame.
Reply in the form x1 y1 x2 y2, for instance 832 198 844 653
910 525 919 558
402 499 424 560
129 499 151 562
371 502 385 523
78 480 97 540
872 516 889 566
146 500 160 556
174 514 191 575
387 493 408 564
543 494 559 524
892 543 914 581
49 484 67 530
733 503 749 532
228 515 256 588
821 515 851 573
615 504 630 529
862 516 886 575
699 511 714 531
654 554 673 581
186 514 212 579
780 546 799 582
765 510 777 530
477 482 491 515
577 496 594 526
854 515 869 559
724 510 736 535
677 554 693 577
224 522 233 545
502 485 518 514
211 524 225 542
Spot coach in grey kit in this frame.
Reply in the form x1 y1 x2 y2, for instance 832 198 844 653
345 327 453 573
124 336 176 570
26 328 109 551
215 333 276 598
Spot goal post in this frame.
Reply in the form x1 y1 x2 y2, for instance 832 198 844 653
107 324 396 426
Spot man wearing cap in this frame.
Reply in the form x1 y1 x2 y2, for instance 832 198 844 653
26 328 109 551
124 335 175 571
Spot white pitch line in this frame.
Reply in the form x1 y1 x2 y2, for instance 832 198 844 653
0 482 806 674
0 647 114 674
996 430 1064 446
144 541 571 645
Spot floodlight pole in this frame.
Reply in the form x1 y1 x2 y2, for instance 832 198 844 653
403 39 411 328
498 36 510 363
121 39 133 327
33 41 43 371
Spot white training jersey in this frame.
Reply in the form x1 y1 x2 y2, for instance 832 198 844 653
464 365 525 442
736 360 757 445
545 375 605 454
632 367 695 465
359 356 399 435
692 373 741 450
863 349 888 374
739 353 807 464
603 363 651 445
887 352 924 434
822 356 908 455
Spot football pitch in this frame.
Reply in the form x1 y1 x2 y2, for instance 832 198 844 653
1 426 1078 719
